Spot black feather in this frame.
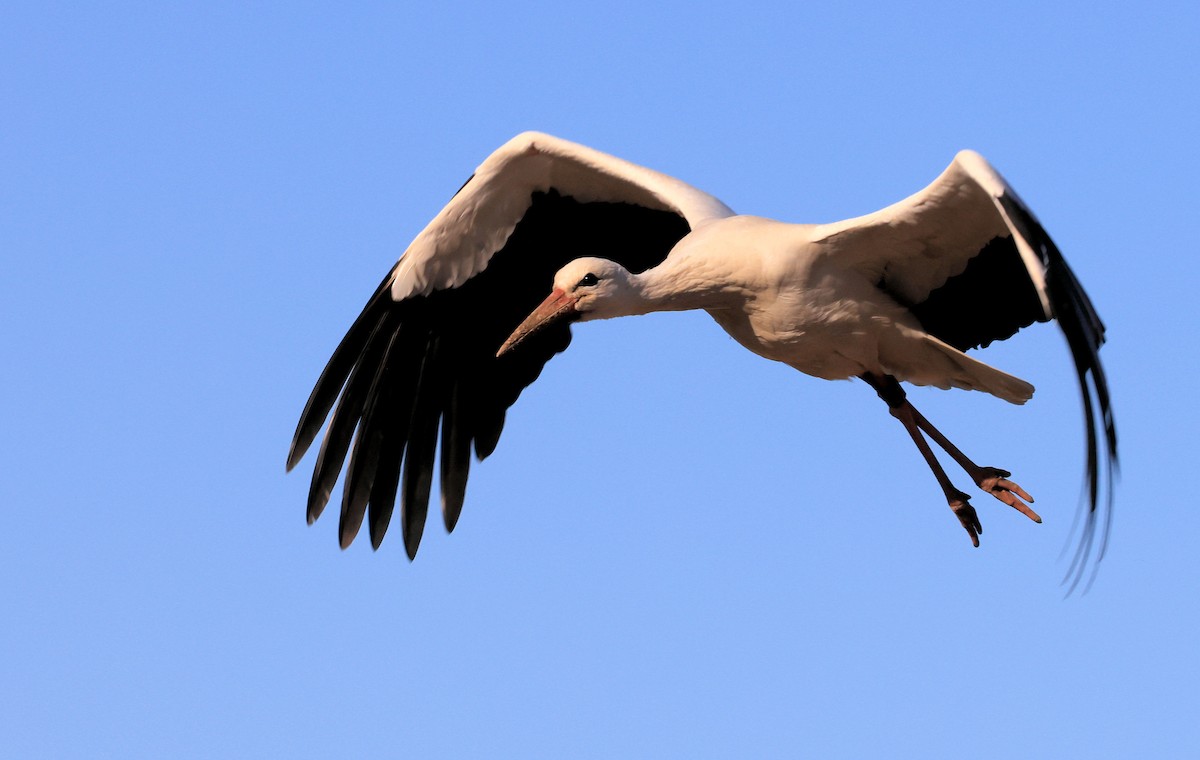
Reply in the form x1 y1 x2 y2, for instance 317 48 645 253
287 263 401 472
290 189 690 553
439 378 471 533
305 308 396 525
400 333 443 560
909 235 1049 351
365 322 426 549
997 192 1117 593
337 326 401 547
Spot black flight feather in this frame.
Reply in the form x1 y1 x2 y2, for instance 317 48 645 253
290 187 690 557
997 193 1116 593
908 235 1049 351
305 308 397 525
439 378 471 533
287 262 401 472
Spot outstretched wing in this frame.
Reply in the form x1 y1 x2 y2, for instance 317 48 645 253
813 151 1116 590
287 132 735 559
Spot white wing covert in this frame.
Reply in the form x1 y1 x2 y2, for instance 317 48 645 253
391 132 734 299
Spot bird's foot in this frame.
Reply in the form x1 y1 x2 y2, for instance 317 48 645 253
970 466 1041 523
949 491 982 547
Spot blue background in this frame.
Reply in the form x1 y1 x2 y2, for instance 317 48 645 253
4 2 1197 757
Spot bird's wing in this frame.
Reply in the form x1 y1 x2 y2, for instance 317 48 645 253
287 132 735 559
813 151 1116 590
390 132 735 299
812 151 1054 348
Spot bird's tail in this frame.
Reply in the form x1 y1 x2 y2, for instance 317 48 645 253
882 328 1034 404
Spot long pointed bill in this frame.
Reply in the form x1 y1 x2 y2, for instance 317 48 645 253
497 288 579 357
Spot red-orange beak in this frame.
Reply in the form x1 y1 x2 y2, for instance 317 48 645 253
497 288 579 357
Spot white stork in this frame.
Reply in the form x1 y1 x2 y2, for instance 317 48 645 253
288 132 1116 587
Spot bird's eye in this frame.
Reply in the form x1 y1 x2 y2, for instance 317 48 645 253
578 273 600 287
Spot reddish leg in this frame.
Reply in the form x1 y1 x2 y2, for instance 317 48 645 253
861 372 1040 545
888 401 984 546
907 405 1040 523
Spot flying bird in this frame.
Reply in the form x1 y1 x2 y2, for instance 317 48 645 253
288 132 1116 586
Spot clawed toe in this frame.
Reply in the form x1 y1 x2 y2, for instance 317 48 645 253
949 492 982 547
864 383 1043 549
972 466 1041 523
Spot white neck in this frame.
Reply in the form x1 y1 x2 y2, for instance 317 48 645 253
628 257 742 315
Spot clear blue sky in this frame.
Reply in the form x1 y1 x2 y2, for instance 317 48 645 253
3 2 1197 757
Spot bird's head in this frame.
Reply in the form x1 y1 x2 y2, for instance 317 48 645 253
497 257 637 357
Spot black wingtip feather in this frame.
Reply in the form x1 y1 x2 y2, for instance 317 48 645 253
999 193 1117 594
399 335 443 560
338 326 404 549
366 325 425 551
287 263 402 472
304 309 394 526
438 378 471 533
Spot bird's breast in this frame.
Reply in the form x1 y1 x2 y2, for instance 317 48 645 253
708 263 900 381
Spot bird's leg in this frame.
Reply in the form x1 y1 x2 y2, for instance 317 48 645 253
860 372 1039 545
862 375 982 546
905 405 1040 524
